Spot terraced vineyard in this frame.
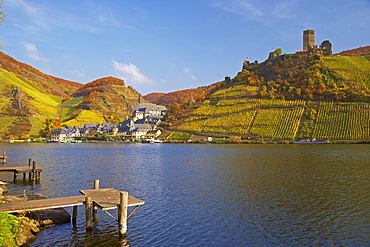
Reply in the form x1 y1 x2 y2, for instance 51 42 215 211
176 82 370 141
312 102 370 140
177 84 308 140
322 56 370 91
63 110 105 127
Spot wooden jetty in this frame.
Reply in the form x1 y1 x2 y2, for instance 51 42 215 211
0 180 144 236
0 159 42 181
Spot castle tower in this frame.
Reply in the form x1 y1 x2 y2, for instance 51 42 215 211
320 40 332 55
303 30 315 51
225 76 230 85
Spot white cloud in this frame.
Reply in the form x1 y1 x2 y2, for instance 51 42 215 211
238 1 263 17
183 68 198 81
210 0 263 20
23 42 48 62
7 0 41 16
272 1 295 19
210 0 296 21
7 0 49 31
112 60 153 85
70 69 86 78
183 68 190 73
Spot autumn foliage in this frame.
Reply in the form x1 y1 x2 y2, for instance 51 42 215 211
334 46 370 56
144 85 218 106
73 77 125 97
0 52 82 97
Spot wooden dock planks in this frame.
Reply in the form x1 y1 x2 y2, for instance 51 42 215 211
80 188 145 210
0 166 42 173
0 180 145 236
0 195 86 213
0 190 144 213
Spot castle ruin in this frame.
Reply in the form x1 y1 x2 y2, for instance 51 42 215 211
297 29 332 55
303 30 315 51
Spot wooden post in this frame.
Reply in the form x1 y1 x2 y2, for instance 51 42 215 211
118 191 128 237
93 180 99 219
85 196 92 230
32 161 36 181
94 180 99 190
3 151 6 163
28 159 32 180
72 206 78 225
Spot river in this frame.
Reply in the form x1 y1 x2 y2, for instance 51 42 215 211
0 143 369 246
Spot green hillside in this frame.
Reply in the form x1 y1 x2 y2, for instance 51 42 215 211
1 49 369 141
0 53 143 139
321 56 370 91
170 53 370 142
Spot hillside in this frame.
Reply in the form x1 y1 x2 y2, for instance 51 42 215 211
334 46 370 56
0 52 143 139
144 85 218 106
168 52 370 141
62 77 143 126
0 47 369 141
143 93 166 103
0 52 82 98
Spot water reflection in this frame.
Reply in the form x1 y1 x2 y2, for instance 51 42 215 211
0 143 369 246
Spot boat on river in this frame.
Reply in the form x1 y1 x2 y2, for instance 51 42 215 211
293 139 329 144
142 139 163 143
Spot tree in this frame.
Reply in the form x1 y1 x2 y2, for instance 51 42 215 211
19 133 29 140
0 0 5 25
274 48 283 57
0 0 6 47
39 119 56 138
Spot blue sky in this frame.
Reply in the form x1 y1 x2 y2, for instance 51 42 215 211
1 0 369 95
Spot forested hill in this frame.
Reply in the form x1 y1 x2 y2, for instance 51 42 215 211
164 48 370 142
144 85 217 106
0 52 143 139
62 77 143 127
0 52 82 98
334 46 370 56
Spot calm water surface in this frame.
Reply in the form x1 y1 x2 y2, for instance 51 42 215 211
0 143 369 246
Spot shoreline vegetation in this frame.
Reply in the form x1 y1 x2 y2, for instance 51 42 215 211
1 139 369 144
0 193 72 246
0 204 42 246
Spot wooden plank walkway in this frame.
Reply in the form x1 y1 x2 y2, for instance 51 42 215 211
80 188 144 210
0 184 145 236
0 189 143 213
0 195 86 213
0 166 42 172
0 165 42 181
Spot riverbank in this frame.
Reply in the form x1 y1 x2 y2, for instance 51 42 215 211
0 195 42 246
2 139 370 144
1 194 72 246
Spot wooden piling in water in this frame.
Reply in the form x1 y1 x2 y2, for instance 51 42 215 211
118 191 128 237
94 180 99 190
2 151 6 163
28 159 32 179
32 161 36 180
0 151 8 164
72 206 78 225
85 196 92 230
93 180 99 218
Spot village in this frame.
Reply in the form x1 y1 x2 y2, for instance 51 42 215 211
50 102 167 142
